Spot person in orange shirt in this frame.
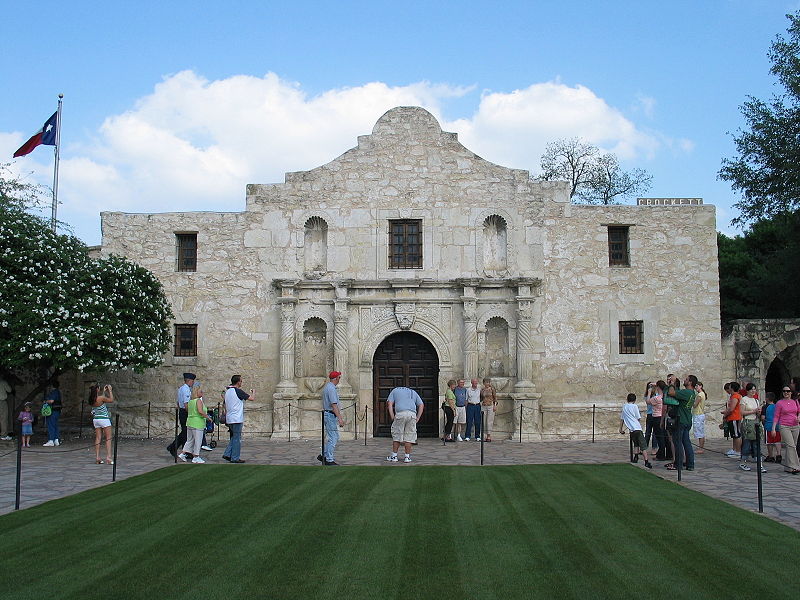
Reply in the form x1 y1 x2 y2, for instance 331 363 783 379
722 382 743 459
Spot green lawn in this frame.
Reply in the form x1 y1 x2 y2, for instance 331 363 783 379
1 464 796 599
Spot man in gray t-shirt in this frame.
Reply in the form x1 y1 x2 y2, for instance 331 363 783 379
385 386 424 463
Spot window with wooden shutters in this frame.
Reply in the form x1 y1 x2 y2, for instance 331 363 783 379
618 321 643 354
607 226 630 267
174 324 198 357
389 220 422 269
176 233 197 272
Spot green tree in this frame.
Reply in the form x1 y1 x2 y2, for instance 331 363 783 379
0 205 174 406
719 12 800 225
717 210 800 322
538 138 652 205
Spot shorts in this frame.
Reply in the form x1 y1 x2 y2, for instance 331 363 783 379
391 411 418 443
455 406 467 424
767 430 782 445
725 420 741 439
629 430 645 450
93 418 112 429
692 414 705 439
21 423 33 435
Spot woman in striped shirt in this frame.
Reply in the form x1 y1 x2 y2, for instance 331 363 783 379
89 384 114 464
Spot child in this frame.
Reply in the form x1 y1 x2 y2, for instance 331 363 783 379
619 393 652 468
18 402 34 447
762 391 782 464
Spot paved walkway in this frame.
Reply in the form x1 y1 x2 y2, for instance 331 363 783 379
1 434 798 530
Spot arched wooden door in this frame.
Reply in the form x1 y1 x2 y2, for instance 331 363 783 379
373 331 439 437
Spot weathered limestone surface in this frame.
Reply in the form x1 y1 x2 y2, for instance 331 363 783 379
96 107 723 439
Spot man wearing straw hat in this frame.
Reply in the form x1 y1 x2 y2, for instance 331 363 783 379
317 371 344 465
167 372 195 458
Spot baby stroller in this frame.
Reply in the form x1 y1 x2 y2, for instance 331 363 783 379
205 406 221 449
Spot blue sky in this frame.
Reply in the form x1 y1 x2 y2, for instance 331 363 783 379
1 0 797 245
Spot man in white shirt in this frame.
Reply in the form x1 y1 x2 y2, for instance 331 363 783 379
222 374 254 463
464 378 482 441
619 393 652 469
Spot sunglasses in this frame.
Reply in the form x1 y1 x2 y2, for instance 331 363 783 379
783 389 792 393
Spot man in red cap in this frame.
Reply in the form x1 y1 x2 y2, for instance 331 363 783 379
317 371 344 465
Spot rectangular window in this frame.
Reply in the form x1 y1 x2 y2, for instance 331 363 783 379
608 226 630 267
389 219 422 269
618 321 644 354
176 233 197 272
174 324 198 357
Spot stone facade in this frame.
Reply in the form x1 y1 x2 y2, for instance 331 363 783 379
97 107 723 439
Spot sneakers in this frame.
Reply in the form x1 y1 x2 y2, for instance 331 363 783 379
54 439 60 446
404 456 412 463
456 435 463 442
201 445 213 451
0 435 12 441
476 437 481 442
760 466 767 473
43 440 54 447
725 449 740 458
739 463 752 471
765 456 775 463
191 456 206 464
644 460 653 469
464 437 471 441
222 455 231 461
386 455 398 462
178 453 188 462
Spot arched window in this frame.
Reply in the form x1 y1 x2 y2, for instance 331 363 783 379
304 217 328 274
483 215 507 272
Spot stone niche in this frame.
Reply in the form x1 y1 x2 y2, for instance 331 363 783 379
483 215 508 273
485 316 511 376
303 216 328 278
301 317 328 377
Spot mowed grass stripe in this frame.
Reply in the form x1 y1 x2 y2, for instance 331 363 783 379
1 464 797 599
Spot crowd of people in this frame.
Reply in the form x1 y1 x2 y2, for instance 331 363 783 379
441 378 498 442
622 373 800 475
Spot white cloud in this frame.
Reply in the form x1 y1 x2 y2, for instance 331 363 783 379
5 72 683 243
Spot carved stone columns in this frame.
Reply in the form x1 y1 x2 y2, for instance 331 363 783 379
333 283 352 394
515 279 537 390
461 281 479 378
276 282 299 393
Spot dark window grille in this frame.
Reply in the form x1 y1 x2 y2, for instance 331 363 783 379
608 226 630 266
619 321 644 354
174 324 198 357
176 233 197 272
389 220 422 269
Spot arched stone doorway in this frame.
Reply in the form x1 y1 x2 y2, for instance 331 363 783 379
373 331 439 437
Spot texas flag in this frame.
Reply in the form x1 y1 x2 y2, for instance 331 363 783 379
13 111 58 157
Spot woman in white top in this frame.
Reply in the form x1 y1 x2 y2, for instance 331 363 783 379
739 383 763 472
88 384 114 464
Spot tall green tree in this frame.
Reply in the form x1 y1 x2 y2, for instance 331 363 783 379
719 11 800 225
717 210 800 322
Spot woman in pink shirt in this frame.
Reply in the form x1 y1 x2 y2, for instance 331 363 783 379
772 391 800 474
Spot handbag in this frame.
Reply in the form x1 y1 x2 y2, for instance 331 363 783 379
41 403 52 417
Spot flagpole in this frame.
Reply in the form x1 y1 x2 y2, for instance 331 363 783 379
51 94 63 232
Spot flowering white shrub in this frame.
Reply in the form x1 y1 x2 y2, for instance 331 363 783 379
0 206 173 375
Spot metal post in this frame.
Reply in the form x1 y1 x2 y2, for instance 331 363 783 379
755 423 764 513
675 427 683 482
592 404 596 443
112 415 120 482
79 400 84 439
353 404 357 441
364 405 368 446
14 421 22 510
288 403 292 442
147 402 151 440
480 411 485 465
519 404 523 443
173 407 179 464
320 410 325 465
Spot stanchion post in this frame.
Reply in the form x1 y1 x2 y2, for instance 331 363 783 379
14 420 22 511
288 403 292 442
755 423 764 513
675 427 683 482
480 411 485 465
112 415 120 482
79 400 84 439
320 410 325 466
173 407 179 464
147 402 151 440
592 404 596 443
353 404 357 441
519 404 523 443
364 405 368 446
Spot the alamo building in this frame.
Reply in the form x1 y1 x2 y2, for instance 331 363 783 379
99 107 723 440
